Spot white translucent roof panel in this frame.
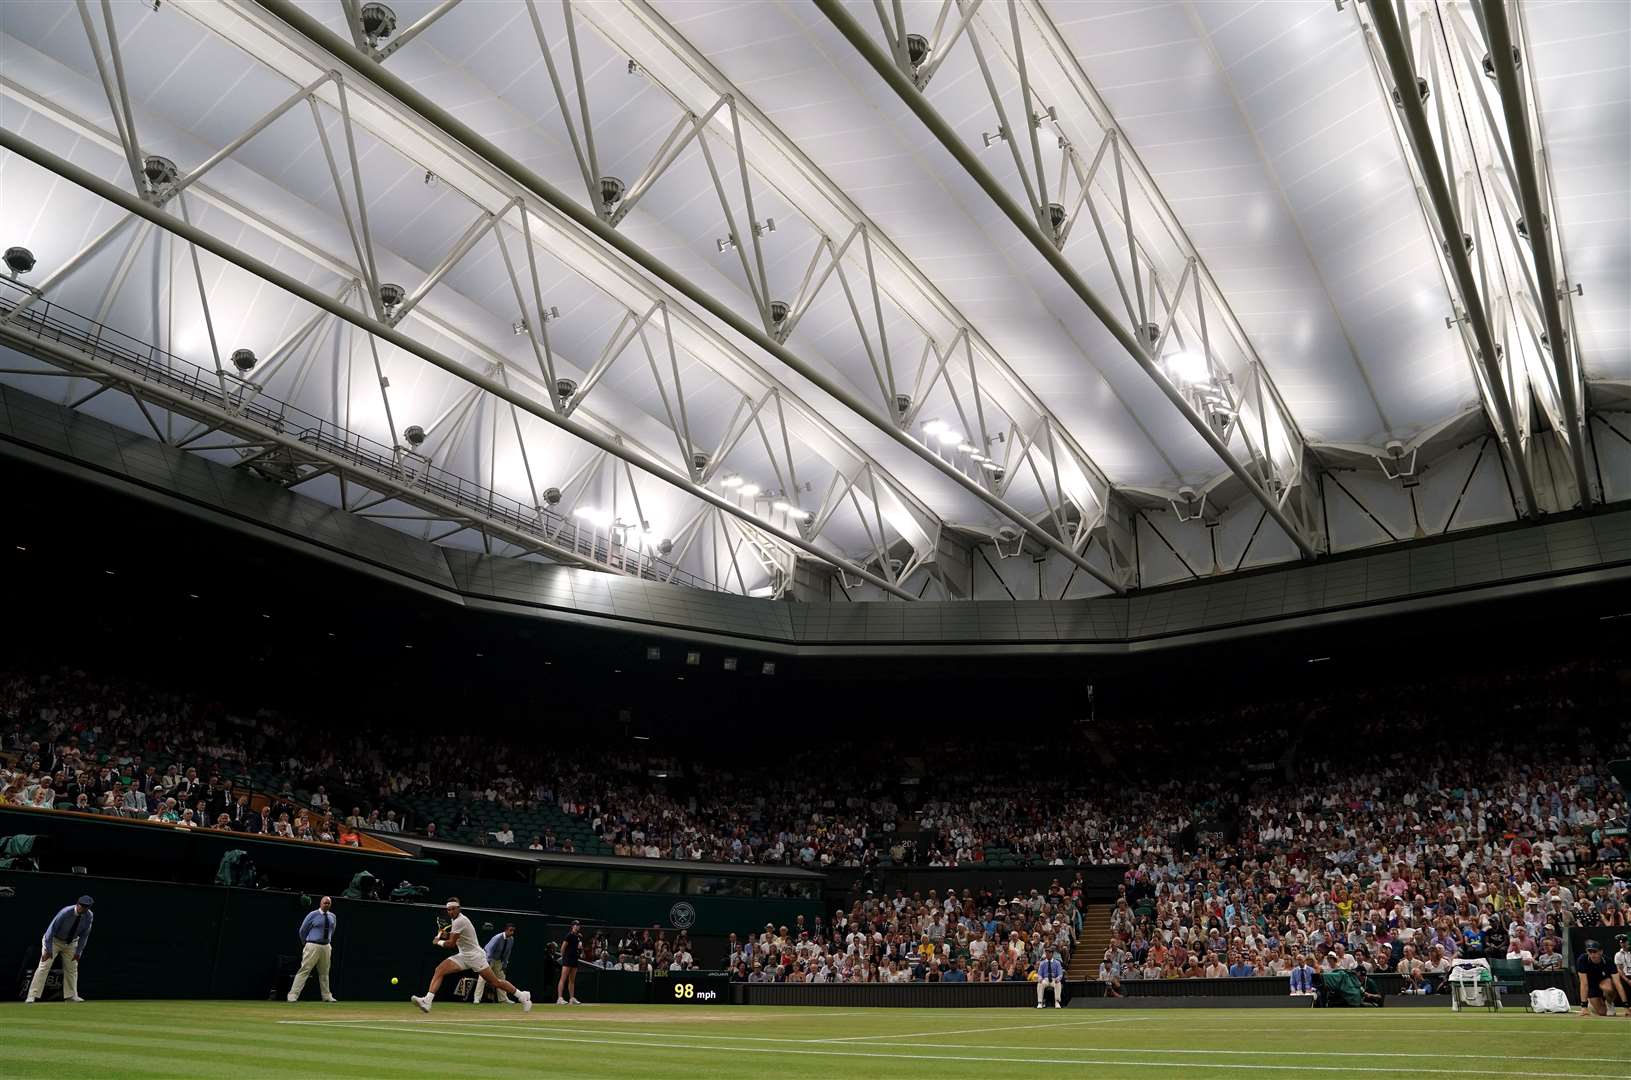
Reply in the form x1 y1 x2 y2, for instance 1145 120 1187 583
1526 0 1631 384
1175 0 1478 444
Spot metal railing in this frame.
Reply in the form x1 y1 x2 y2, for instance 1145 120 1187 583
0 277 722 591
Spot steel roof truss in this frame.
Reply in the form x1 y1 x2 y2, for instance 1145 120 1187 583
822 0 1317 557
1357 1 1551 516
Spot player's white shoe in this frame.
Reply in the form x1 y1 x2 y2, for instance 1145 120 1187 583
556 997 567 1005
67 997 86 1003
1036 1003 1044 1008
411 994 431 1013
569 997 581 1005
518 990 533 1012
1053 1003 1061 1008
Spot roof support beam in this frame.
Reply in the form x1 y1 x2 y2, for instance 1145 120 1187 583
251 0 1123 594
1364 0 1538 518
1478 0 1593 507
602 0 1131 581
0 125 920 602
141 7 950 570
814 0 1318 559
3 62 933 591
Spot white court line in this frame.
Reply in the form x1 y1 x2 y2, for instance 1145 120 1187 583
818 1017 1135 1041
281 1020 1631 1064
296 1022 1631 1076
274 1013 1631 1038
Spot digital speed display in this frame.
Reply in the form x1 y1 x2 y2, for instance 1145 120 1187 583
647 972 731 1004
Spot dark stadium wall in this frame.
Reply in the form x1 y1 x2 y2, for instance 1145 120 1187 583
2 811 819 973
0 807 437 897
2 870 559 1002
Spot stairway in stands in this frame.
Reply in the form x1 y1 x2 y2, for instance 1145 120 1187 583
1069 903 1114 980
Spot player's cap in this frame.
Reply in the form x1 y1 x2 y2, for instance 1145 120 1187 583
1585 939 1602 951
1616 934 1628 943
77 895 94 907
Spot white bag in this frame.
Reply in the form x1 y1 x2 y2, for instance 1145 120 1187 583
1529 987 1570 1013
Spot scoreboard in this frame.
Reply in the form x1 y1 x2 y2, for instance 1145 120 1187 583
647 971 732 1005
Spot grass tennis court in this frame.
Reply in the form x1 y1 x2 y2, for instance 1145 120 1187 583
5 1001 1630 1079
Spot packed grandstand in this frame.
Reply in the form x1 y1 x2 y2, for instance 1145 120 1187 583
4 657 1626 985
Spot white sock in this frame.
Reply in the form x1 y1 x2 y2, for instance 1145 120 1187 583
425 993 434 1002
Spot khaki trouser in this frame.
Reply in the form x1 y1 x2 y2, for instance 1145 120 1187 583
288 942 334 1001
473 960 511 1003
28 940 79 1001
1036 977 1062 1006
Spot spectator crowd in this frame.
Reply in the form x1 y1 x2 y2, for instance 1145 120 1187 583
1 655 1626 992
728 882 1081 984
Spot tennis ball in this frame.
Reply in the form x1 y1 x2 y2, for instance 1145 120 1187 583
391 977 399 985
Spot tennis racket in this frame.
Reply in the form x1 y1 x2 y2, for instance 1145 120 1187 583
432 915 452 947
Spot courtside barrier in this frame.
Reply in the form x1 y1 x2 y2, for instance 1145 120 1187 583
732 972 1577 1008
736 981 1050 1008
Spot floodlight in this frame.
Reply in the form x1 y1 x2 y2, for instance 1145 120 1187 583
1442 232 1474 259
1392 77 1430 108
541 486 561 506
935 428 963 446
769 300 790 326
1167 350 1210 386
402 425 426 448
555 378 578 402
229 348 257 373
721 474 744 488
142 156 178 190
575 507 611 527
3 246 36 278
360 3 396 45
1482 47 1520 80
599 176 626 210
738 484 761 498
922 418 948 437
906 33 930 69
379 283 404 318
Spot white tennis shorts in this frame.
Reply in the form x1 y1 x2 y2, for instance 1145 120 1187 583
454 949 491 973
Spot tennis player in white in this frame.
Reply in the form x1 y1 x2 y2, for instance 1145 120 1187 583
411 898 532 1013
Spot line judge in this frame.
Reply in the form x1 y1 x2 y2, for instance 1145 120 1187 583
474 924 517 1004
26 895 94 1003
287 895 339 1002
